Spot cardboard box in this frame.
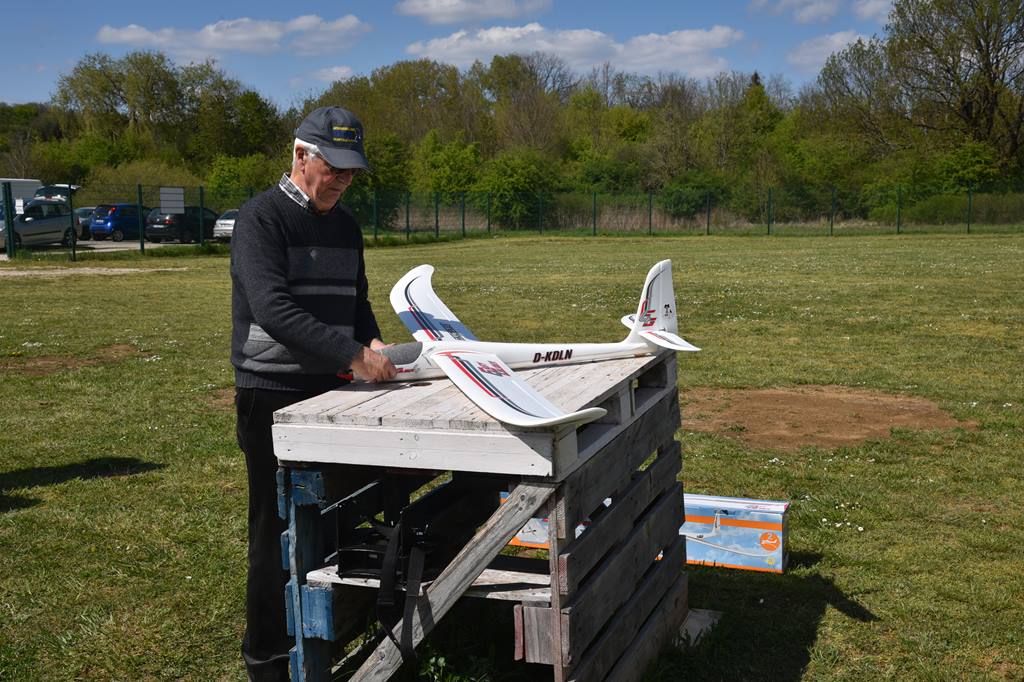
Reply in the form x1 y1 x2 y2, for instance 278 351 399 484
681 494 789 573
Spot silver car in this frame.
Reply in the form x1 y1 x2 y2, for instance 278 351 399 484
213 209 238 241
1 199 76 249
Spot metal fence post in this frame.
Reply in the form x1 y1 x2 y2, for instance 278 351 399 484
434 192 439 238
767 187 773 235
372 190 378 240
2 182 15 257
829 186 836 237
705 193 711 235
137 184 145 253
405 191 411 240
896 185 902 234
198 185 205 245
460 192 466 237
68 189 76 261
592 191 597 236
648 191 653 235
967 186 973 234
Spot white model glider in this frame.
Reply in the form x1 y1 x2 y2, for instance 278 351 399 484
371 259 699 429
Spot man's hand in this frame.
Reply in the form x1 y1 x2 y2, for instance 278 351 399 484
349 345 397 383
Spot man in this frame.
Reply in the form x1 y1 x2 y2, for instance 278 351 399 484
231 105 396 681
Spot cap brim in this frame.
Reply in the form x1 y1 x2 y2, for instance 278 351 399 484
318 147 371 172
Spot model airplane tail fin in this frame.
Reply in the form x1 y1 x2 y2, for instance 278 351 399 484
623 260 700 352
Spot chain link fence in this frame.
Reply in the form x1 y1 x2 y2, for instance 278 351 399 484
4 182 1023 260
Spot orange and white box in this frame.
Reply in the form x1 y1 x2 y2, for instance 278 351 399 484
681 494 789 573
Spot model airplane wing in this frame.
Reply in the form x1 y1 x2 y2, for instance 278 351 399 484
390 264 478 342
429 349 606 428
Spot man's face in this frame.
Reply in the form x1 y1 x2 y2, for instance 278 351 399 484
299 149 357 212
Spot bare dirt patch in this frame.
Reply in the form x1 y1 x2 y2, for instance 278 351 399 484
682 385 975 451
206 387 236 412
0 267 186 278
0 344 141 376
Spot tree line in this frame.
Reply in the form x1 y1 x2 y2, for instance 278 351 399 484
2 0 1023 228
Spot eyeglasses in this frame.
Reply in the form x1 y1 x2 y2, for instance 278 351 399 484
311 152 357 178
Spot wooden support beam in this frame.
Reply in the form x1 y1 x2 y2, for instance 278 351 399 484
349 481 556 681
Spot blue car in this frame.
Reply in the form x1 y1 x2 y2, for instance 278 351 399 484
90 204 149 241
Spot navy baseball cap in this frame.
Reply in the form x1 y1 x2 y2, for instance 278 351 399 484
295 106 371 172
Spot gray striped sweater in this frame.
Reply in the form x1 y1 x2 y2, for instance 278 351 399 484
230 184 381 391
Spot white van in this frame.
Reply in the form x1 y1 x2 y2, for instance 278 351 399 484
0 178 44 214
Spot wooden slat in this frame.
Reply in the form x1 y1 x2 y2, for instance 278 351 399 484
555 389 679 535
349 482 556 681
560 484 683 663
306 563 552 603
335 380 455 426
604 571 689 682
273 423 556 475
569 557 688 679
556 446 680 596
272 385 389 424
515 605 555 664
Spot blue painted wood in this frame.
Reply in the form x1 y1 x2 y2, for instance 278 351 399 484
280 531 290 572
285 579 296 637
300 584 335 640
287 465 333 682
276 467 288 520
290 469 328 508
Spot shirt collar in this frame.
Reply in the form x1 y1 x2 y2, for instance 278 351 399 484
278 173 311 210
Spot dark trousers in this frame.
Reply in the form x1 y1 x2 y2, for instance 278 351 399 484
236 386 377 682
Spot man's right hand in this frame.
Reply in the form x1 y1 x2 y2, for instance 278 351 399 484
349 346 397 383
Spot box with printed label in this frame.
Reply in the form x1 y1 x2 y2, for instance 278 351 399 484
680 494 789 573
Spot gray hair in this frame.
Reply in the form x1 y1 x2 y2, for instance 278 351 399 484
292 137 319 167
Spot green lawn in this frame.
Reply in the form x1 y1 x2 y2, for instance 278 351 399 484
1 234 1022 680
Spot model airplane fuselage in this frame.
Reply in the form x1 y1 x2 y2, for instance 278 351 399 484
372 260 699 428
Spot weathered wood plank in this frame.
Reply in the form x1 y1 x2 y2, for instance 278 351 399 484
554 389 679 535
557 447 680 596
560 483 683 662
307 563 552 603
569 561 688 679
273 385 389 424
273 423 555 475
515 605 556 664
349 482 556 681
565 538 687 679
603 572 689 682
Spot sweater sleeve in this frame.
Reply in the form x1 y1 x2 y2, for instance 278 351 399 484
353 239 383 345
232 199 366 370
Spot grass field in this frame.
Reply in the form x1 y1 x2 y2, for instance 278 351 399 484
1 233 1022 680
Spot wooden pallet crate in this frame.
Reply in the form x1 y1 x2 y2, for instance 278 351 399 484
273 351 687 681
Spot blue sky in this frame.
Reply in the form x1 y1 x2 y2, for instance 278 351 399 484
2 0 892 108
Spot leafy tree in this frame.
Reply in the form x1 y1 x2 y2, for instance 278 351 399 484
658 170 730 218
412 130 480 198
473 148 564 229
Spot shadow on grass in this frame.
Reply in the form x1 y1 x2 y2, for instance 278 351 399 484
647 551 878 681
0 456 164 512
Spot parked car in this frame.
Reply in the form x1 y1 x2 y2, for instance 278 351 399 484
213 209 238 241
90 204 149 241
33 184 80 202
0 199 76 250
145 205 219 243
74 206 95 239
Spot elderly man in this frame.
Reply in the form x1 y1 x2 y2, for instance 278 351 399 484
231 106 396 681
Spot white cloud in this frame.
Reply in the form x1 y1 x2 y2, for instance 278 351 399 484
852 0 892 22
406 23 743 77
312 66 354 82
751 0 842 23
787 30 862 71
96 14 370 60
395 0 551 25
